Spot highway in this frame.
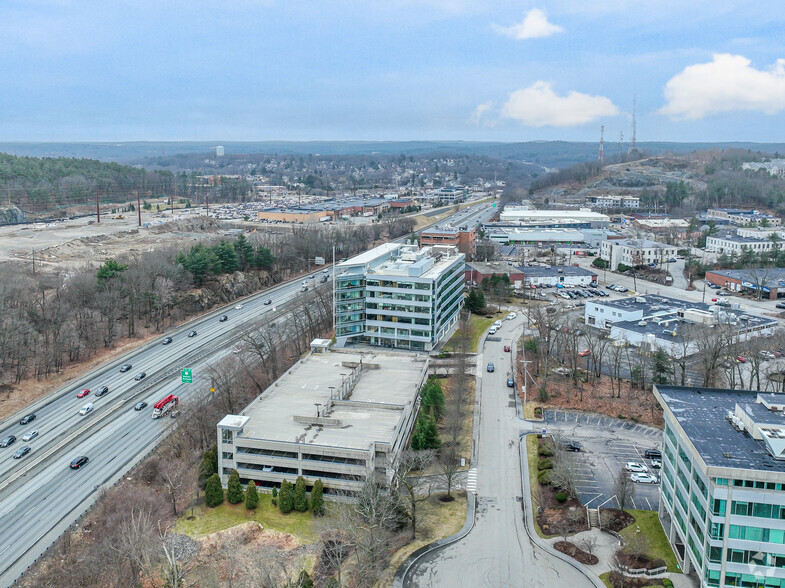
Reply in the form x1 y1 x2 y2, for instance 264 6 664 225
0 202 494 586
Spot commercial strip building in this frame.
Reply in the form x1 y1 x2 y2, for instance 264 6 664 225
257 197 392 223
705 268 785 300
599 238 678 271
706 208 781 227
335 243 465 351
464 262 597 289
498 206 610 229
655 385 785 587
584 294 777 355
217 346 429 497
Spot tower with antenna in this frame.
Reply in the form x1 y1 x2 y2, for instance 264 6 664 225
628 95 637 153
598 125 605 162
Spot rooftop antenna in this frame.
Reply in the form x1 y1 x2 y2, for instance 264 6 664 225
629 95 637 153
598 125 605 162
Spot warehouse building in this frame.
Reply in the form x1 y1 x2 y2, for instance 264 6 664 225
705 268 785 300
217 346 429 497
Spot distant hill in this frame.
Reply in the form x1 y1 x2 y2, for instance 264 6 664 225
2 141 785 169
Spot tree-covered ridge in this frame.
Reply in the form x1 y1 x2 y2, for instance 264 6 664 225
0 153 144 184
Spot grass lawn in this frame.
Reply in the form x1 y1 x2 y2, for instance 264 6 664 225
175 493 317 543
621 510 680 573
525 434 547 538
599 571 666 588
443 313 500 353
376 492 468 588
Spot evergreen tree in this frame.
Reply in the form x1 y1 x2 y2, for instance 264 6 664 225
271 485 278 506
465 288 486 313
420 379 445 420
279 480 294 513
254 246 275 269
297 570 314 588
213 240 239 273
245 480 259 509
422 410 442 450
205 473 224 507
197 445 218 490
310 479 325 516
233 234 255 270
227 469 244 504
293 476 308 512
411 412 427 450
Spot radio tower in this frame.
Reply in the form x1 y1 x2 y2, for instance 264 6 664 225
628 95 637 153
598 125 605 162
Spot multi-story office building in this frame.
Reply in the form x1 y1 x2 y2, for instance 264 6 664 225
217 346 429 497
600 238 678 270
335 243 465 351
655 385 785 587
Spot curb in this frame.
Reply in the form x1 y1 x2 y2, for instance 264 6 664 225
392 493 477 588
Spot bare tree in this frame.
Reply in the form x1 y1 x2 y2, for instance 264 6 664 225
549 446 578 499
614 468 635 510
577 534 599 557
392 450 436 540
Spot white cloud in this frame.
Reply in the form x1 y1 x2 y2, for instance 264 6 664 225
660 54 785 120
500 81 619 127
493 8 563 40
470 101 494 125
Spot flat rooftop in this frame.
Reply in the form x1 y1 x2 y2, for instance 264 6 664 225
657 386 785 473
236 350 427 450
708 268 785 288
339 242 401 267
520 265 596 278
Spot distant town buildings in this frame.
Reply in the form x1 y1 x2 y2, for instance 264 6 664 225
498 206 610 229
706 208 781 227
586 195 640 209
335 243 465 351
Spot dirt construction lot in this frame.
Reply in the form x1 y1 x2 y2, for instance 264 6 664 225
544 410 663 511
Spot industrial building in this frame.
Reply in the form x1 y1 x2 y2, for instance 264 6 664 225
217 346 429 497
484 226 623 248
498 206 610 229
705 268 785 300
335 243 465 351
655 385 785 587
600 238 678 270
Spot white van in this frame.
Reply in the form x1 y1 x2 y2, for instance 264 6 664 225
79 403 94 416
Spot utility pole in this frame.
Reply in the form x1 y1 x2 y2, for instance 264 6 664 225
96 191 100 223
137 190 142 226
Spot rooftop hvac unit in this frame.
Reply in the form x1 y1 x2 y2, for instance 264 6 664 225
637 320 647 326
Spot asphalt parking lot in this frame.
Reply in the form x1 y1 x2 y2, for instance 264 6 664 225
543 410 663 511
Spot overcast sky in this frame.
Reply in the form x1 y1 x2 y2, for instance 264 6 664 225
2 0 785 143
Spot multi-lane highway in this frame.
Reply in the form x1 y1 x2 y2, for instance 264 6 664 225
0 202 495 586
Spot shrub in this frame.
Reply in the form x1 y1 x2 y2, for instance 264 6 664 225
538 444 554 457
297 570 314 588
662 580 673 588
227 469 244 504
538 470 551 485
245 480 259 509
555 492 567 503
293 476 308 512
205 473 224 507
279 480 294 513
310 479 325 516
538 457 553 470
271 485 278 506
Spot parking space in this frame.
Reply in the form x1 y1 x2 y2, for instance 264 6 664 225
543 410 663 511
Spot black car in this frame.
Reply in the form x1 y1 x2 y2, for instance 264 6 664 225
120 363 132 372
12 446 31 459
69 456 89 469
95 385 110 397
644 448 662 459
0 435 17 448
219 315 228 322
162 337 173 345
19 413 36 425
187 330 197 337
563 441 582 452
507 377 515 387
134 401 148 411
777 302 785 310
134 372 146 381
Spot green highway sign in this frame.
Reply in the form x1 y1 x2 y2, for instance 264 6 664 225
181 368 193 384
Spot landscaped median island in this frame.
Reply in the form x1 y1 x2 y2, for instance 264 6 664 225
525 434 680 588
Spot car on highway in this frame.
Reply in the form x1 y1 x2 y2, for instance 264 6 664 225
264 299 272 305
631 472 658 484
19 413 36 425
187 330 197 337
78 403 94 416
504 344 511 352
12 446 31 460
120 363 132 372
487 362 495 372
69 456 89 469
578 349 591 357
162 337 173 345
507 377 515 387
77 388 90 398
21 430 38 442
134 372 147 381
219 315 228 322
134 401 148 411
95 385 109 397
625 461 648 472
644 448 662 459
0 435 17 448
235 304 243 310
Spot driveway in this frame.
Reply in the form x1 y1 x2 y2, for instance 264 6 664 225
544 410 663 511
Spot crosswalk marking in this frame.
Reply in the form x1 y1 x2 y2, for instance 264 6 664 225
466 468 478 494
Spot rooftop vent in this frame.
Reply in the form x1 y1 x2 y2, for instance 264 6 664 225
637 320 647 326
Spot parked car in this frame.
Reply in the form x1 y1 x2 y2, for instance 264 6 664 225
69 456 89 469
488 326 498 335
22 430 38 442
562 441 582 452
631 473 658 484
625 461 648 472
12 446 31 459
19 414 36 425
77 388 90 398
760 350 777 360
776 302 785 309
162 337 173 345
578 349 592 357
507 377 515 387
736 356 746 364
134 372 147 381
506 312 517 320
504 344 511 352
120 364 132 372
644 449 662 459
650 459 662 469
95 385 109 397
487 362 495 373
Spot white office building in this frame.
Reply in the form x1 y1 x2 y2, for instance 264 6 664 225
335 243 465 351
655 385 785 588
706 235 775 255
587 195 640 209
600 238 678 270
